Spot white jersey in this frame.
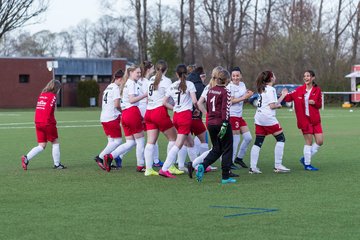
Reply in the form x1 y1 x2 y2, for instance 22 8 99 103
165 80 196 113
254 85 279 126
121 79 139 110
226 81 246 117
100 83 121 122
137 78 149 117
201 84 211 101
147 75 172 110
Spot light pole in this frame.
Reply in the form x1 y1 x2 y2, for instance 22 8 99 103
46 60 58 80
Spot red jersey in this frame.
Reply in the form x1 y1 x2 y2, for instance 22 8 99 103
34 92 57 124
283 84 322 130
206 85 231 126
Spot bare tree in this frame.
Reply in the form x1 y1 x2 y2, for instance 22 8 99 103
57 31 75 57
0 0 48 40
189 0 195 63
74 20 96 58
252 0 259 50
351 1 360 64
316 0 324 34
179 0 186 62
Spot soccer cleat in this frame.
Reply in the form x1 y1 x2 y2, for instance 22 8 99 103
144 168 159 176
159 169 176 178
115 156 122 168
136 166 145 172
94 156 106 170
178 166 189 173
153 160 164 167
205 166 212 173
53 163 67 169
209 165 218 171
300 157 306 167
221 178 237 184
169 165 184 175
103 154 113 172
274 164 291 173
304 165 319 171
249 167 262 174
234 157 249 168
230 163 240 170
196 164 205 182
229 171 239 178
21 155 28 171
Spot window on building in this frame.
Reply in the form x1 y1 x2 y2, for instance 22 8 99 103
19 74 30 83
66 75 81 83
97 75 111 83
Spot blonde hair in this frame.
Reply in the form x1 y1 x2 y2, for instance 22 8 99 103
42 79 61 93
154 60 168 90
210 66 223 88
120 64 140 96
216 69 230 85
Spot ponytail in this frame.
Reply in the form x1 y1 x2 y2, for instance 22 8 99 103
210 66 223 88
154 60 168 90
176 64 187 93
42 79 61 93
256 70 273 93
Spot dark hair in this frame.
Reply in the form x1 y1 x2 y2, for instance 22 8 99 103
154 60 168 90
305 70 317 87
256 70 273 93
141 60 153 78
193 66 204 75
231 66 242 74
112 69 124 83
176 64 188 93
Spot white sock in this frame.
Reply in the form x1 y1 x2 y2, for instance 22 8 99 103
311 143 320 156
274 142 285 167
153 142 160 163
177 146 187 168
237 132 252 159
135 137 145 167
194 136 201 155
192 149 210 168
162 145 180 171
144 143 154 169
232 134 240 162
52 143 60 166
250 145 260 169
187 146 198 162
26 145 44 161
167 141 175 154
111 140 136 159
303 145 312 165
99 138 122 159
199 143 209 155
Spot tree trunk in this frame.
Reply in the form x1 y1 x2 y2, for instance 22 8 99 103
135 0 144 63
180 0 185 62
351 1 360 65
143 0 148 61
189 0 196 63
253 0 258 50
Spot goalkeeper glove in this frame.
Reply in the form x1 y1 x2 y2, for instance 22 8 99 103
218 121 228 139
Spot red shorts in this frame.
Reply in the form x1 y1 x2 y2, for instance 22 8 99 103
35 123 58 143
173 110 192 135
191 118 207 136
255 123 283 136
101 115 122 138
144 106 173 132
229 116 248 130
121 106 143 136
301 123 323 134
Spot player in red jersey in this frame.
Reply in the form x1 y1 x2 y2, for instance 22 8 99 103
21 79 66 170
190 68 236 184
283 70 323 171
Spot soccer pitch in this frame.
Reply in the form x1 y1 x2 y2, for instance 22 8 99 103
0 107 359 240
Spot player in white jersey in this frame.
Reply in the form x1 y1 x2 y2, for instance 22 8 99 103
143 60 177 176
249 70 290 174
226 67 253 171
95 69 124 170
103 65 147 172
159 64 198 178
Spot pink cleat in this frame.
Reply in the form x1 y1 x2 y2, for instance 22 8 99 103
159 169 176 178
21 155 28 171
136 166 145 172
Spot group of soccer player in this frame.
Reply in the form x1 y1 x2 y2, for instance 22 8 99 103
21 60 324 184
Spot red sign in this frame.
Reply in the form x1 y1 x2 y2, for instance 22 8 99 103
352 65 360 72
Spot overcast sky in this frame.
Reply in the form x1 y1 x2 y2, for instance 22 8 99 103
24 0 178 34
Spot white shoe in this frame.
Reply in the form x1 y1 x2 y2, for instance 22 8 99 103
249 167 262 174
274 164 290 173
178 167 189 173
209 165 217 171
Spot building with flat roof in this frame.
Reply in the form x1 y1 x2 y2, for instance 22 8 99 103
0 57 126 108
